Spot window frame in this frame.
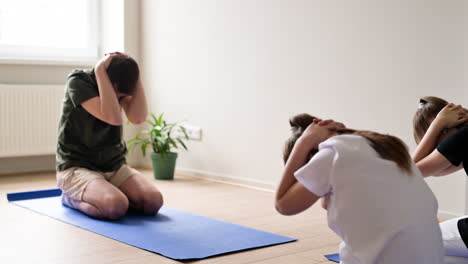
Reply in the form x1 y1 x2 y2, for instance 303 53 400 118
0 0 100 66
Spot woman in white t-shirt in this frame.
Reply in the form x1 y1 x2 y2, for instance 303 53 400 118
275 113 444 264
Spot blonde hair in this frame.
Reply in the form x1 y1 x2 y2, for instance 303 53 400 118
412 96 448 144
284 113 413 175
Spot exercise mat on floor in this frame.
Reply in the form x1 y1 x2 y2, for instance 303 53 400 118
8 189 296 260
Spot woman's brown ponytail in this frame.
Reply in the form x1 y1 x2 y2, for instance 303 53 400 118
284 114 413 175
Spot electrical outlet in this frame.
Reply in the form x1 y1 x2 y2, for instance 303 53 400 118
173 124 202 141
184 125 202 140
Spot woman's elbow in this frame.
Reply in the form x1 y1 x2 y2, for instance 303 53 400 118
275 200 296 216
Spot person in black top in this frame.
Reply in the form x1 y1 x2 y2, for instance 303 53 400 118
56 52 163 220
437 126 468 176
412 96 468 259
413 96 467 177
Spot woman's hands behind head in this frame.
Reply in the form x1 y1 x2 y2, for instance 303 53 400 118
298 119 345 150
316 119 346 131
435 103 468 129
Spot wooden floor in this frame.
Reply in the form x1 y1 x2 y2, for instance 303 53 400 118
0 170 340 264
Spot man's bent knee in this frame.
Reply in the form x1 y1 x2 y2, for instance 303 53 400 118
101 193 129 219
143 191 164 215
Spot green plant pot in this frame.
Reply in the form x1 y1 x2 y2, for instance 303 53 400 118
150 152 178 180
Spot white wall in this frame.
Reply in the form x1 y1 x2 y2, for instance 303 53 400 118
140 0 466 216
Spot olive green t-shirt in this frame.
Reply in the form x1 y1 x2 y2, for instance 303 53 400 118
56 69 127 172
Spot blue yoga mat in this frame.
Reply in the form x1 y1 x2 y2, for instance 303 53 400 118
8 189 296 260
325 253 340 262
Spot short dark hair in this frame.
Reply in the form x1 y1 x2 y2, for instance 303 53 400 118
106 55 140 95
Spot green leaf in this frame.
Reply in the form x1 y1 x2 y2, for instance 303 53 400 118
141 143 148 157
157 113 164 126
176 138 188 150
168 138 178 149
126 111 191 156
147 120 155 127
179 126 189 139
165 123 177 135
148 112 158 126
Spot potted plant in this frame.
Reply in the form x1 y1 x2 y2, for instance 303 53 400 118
127 113 189 180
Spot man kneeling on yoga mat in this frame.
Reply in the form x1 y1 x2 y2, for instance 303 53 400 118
56 52 163 219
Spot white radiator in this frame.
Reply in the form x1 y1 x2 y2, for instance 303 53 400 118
0 84 64 157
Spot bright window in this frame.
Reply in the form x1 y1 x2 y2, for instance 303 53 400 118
0 0 99 63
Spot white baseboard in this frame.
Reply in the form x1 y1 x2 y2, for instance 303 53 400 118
438 210 464 221
176 167 276 192
174 166 465 220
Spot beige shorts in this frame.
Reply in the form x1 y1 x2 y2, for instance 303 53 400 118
56 165 139 203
